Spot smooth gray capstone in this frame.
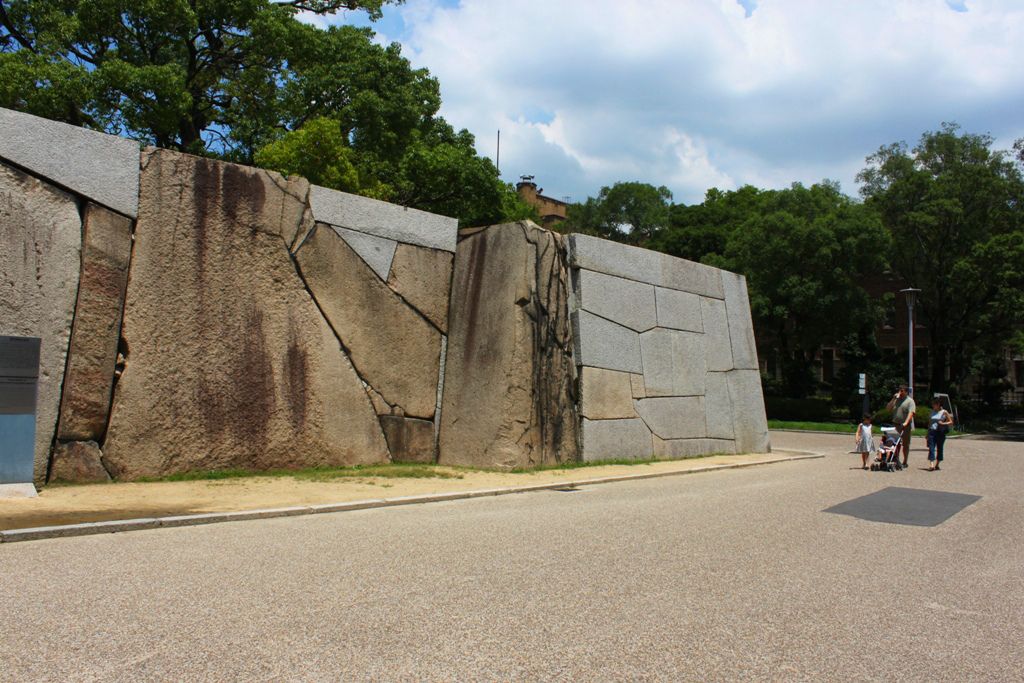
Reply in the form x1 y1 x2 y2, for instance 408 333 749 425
0 107 140 217
309 184 457 253
329 224 397 282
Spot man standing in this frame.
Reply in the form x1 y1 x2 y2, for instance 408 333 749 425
886 385 916 468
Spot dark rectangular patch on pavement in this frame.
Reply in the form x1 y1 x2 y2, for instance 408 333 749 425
824 487 981 527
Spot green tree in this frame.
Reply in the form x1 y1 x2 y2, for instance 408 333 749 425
858 124 1024 394
563 181 672 245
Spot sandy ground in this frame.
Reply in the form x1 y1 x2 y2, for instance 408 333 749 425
0 451 808 530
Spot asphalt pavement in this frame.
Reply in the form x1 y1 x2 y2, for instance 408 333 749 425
1 431 1021 681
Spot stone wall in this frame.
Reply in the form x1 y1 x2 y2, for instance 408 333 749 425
569 234 770 459
1 107 769 483
0 107 456 482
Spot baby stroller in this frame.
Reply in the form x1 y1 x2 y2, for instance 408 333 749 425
870 427 903 472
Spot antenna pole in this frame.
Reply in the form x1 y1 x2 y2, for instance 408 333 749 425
496 129 501 176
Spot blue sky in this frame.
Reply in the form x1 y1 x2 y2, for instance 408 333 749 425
303 0 1024 205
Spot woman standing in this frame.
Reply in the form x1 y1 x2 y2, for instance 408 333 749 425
927 398 954 471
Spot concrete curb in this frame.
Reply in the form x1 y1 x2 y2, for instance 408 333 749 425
0 452 822 544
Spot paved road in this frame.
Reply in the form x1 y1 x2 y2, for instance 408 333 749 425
2 432 1022 681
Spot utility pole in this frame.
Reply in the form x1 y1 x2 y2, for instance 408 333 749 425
496 129 500 176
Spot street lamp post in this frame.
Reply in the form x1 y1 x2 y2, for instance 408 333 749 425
900 288 921 396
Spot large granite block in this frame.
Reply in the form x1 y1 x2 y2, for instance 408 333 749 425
653 437 736 458
572 310 643 374
0 162 81 482
103 149 388 479
0 107 140 217
580 417 653 461
704 372 736 440
726 369 771 453
56 204 133 442
722 271 759 370
387 243 453 333
634 396 706 440
579 366 636 420
379 415 436 463
295 224 441 419
700 296 733 372
440 222 577 468
660 254 725 299
48 440 110 483
568 234 662 287
639 328 707 397
655 287 703 332
576 269 657 332
309 184 457 253
330 224 396 281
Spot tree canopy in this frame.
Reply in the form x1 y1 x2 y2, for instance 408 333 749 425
858 123 1024 391
0 0 530 224
562 181 672 245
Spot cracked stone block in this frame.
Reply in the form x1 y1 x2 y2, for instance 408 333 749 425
580 366 636 420
727 369 771 453
103 149 388 479
309 184 457 252
630 373 646 399
580 417 652 461
704 372 736 440
0 107 140 217
387 243 454 333
379 415 436 463
0 162 81 482
639 328 707 397
572 310 643 374
440 222 577 468
700 296 733 372
57 203 133 442
576 269 657 332
653 436 736 459
634 396 707 440
655 287 703 332
295 224 441 419
660 253 725 299
722 271 760 370
48 441 111 484
330 224 396 281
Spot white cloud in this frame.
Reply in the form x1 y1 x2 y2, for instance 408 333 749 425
314 0 1024 203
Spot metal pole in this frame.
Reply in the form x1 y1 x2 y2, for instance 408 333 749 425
900 288 920 397
496 129 500 176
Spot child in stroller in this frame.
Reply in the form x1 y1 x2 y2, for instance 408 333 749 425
871 428 903 471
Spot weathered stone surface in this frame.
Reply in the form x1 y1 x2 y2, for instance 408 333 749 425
379 415 436 463
655 287 703 332
579 367 636 420
309 184 457 252
700 296 733 372
103 149 388 479
48 441 111 483
568 233 725 298
634 396 707 440
331 225 396 281
639 328 707 397
387 243 454 333
572 310 642 374
0 107 140 217
56 204 133 442
569 234 662 288
580 417 652 461
576 269 657 332
0 162 81 482
727 369 771 453
704 372 736 440
722 271 760 370
660 253 725 299
630 373 646 398
653 436 736 459
440 222 577 468
295 224 441 419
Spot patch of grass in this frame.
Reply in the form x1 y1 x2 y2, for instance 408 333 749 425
504 453 720 474
768 420 929 438
138 462 465 484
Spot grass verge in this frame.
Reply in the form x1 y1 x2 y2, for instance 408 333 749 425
768 420 929 438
